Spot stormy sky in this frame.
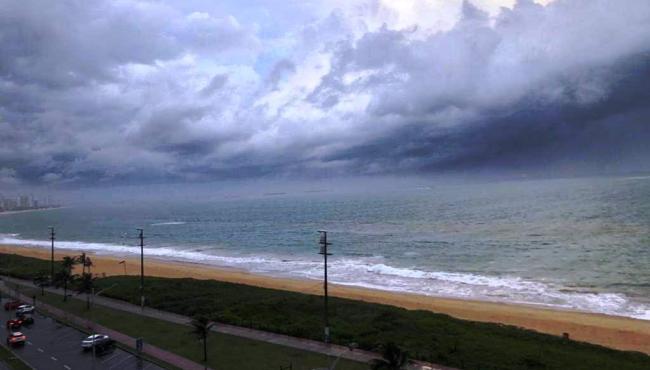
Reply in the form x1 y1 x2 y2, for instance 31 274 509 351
1 0 649 187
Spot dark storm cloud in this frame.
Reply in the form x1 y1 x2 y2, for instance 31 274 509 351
1 0 649 186
0 0 258 185
326 53 650 174
311 0 650 175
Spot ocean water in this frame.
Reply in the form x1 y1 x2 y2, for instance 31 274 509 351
1 176 650 319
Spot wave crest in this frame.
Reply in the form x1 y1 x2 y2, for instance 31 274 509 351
0 234 648 320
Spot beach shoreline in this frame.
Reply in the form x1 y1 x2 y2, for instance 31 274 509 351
0 207 63 216
1 243 649 355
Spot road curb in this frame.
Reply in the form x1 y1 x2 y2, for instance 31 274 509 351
0 342 35 370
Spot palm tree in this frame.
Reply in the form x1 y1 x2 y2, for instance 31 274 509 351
54 256 78 302
33 273 49 296
190 315 215 364
369 342 409 370
76 272 96 310
77 253 93 275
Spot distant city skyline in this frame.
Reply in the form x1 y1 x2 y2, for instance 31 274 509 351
0 193 58 212
1 0 649 187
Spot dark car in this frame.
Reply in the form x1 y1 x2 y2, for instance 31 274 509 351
17 313 34 325
33 277 51 287
94 339 116 356
6 332 26 347
4 300 23 311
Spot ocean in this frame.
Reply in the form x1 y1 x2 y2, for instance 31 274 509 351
1 176 649 319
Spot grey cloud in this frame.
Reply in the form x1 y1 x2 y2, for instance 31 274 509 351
0 168 18 185
325 54 650 175
267 59 296 87
201 74 229 96
0 0 256 88
306 0 650 174
1 0 649 186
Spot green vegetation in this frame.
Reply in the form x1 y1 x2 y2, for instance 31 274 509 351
0 344 32 370
96 277 650 370
1 254 362 369
0 253 53 280
2 252 650 370
8 282 364 370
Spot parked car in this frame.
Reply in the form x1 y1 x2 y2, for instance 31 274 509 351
94 339 116 356
33 277 51 287
15 304 34 315
6 332 26 347
81 334 111 350
4 300 23 311
17 313 34 325
6 318 23 330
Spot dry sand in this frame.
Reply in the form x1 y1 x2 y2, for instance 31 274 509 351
2 244 649 355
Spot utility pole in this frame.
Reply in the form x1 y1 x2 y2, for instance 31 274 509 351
137 228 145 312
49 227 55 282
318 230 332 344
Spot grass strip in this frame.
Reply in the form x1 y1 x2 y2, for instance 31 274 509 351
9 283 365 370
0 343 33 370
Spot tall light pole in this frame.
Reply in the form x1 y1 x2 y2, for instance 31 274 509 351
137 228 145 312
318 230 332 344
48 227 55 282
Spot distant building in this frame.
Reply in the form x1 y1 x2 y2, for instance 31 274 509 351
0 194 58 212
2 198 17 211
19 195 30 208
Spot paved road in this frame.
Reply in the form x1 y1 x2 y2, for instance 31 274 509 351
0 297 165 370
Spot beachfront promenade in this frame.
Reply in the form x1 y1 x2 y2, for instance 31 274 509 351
1 275 451 370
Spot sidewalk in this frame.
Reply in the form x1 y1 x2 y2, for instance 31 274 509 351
0 281 209 370
3 276 454 370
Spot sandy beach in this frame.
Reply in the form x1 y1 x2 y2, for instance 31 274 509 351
1 244 649 355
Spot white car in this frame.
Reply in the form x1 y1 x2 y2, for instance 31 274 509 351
81 334 110 350
15 305 34 315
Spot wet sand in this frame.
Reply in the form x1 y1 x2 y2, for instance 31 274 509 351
1 244 649 354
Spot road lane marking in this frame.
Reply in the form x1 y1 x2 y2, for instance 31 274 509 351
51 356 58 361
26 341 32 345
108 354 133 370
101 353 120 363
37 348 44 352
64 365 72 370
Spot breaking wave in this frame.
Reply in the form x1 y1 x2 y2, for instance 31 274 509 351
1 233 648 320
150 221 187 226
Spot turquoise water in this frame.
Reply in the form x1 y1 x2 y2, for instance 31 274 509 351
1 176 649 319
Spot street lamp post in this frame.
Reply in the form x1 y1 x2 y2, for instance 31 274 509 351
48 227 55 282
137 228 145 312
318 231 332 344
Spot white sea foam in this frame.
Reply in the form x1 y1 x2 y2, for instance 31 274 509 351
1 234 649 320
150 222 187 226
